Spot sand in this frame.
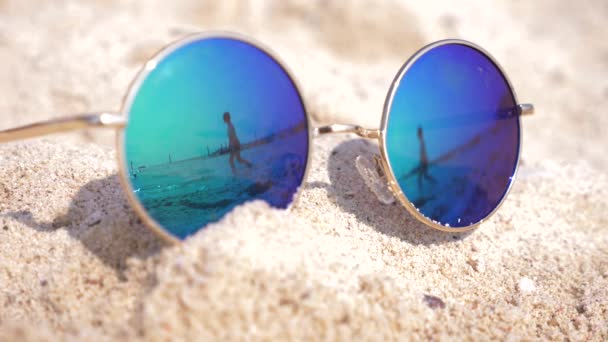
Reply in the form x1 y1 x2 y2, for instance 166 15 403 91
0 0 607 340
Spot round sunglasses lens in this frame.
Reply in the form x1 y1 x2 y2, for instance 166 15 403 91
122 37 309 239
385 43 520 228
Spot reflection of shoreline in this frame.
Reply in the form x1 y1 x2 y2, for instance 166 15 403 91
130 132 307 239
130 119 306 175
214 119 306 157
399 120 503 183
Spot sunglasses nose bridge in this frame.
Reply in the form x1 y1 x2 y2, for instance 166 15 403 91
313 123 398 204
313 124 380 139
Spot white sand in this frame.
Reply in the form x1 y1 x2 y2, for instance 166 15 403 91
0 0 606 340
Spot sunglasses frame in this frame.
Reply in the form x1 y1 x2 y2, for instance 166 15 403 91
0 32 534 243
116 31 315 244
376 39 532 233
314 40 533 233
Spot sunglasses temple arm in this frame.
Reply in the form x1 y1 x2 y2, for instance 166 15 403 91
0 113 125 144
311 103 533 139
518 103 535 116
313 124 380 139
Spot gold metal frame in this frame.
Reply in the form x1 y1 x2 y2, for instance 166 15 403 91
0 34 534 241
0 113 125 143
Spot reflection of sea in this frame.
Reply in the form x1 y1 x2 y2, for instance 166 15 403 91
130 132 307 239
398 116 517 227
401 166 493 226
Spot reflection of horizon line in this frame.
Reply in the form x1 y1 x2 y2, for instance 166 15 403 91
399 120 503 182
397 106 519 130
135 121 307 170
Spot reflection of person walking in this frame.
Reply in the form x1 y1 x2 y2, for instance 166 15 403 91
223 111 253 174
417 126 437 191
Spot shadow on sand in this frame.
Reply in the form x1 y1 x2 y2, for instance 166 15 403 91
307 138 473 246
4 138 472 276
4 175 164 280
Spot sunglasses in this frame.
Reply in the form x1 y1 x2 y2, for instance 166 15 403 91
0 32 534 243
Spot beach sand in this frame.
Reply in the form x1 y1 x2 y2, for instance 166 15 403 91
0 0 606 340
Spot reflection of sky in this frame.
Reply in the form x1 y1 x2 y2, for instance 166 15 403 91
125 38 306 166
385 43 519 226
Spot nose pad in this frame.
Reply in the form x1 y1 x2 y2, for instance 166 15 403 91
355 154 395 204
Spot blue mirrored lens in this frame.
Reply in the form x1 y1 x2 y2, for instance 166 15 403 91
123 36 309 239
385 43 520 228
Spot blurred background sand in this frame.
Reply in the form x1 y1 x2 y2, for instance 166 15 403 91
0 0 606 169
0 0 606 340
